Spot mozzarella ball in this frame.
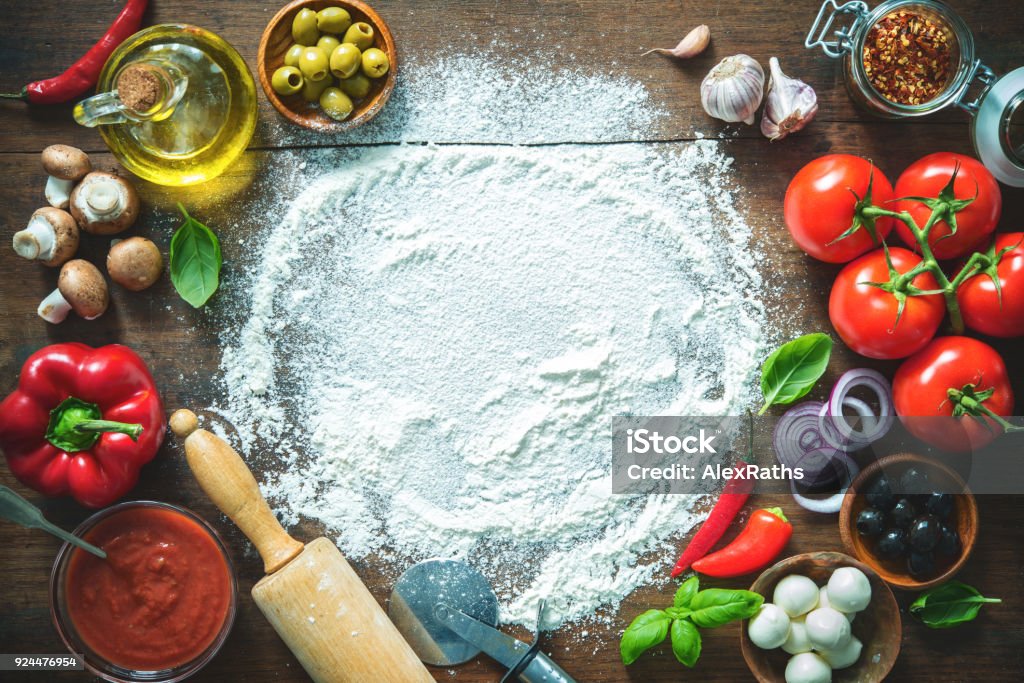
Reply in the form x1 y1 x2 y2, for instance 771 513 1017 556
819 635 863 670
785 652 832 683
782 616 813 655
748 603 791 650
805 607 852 651
827 567 872 613
774 575 819 617
818 587 856 622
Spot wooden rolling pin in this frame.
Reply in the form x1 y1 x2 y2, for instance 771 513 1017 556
169 409 434 683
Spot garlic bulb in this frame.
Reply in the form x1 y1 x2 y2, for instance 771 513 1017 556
761 57 818 141
700 54 764 125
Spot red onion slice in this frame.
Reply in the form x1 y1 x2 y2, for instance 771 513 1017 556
774 402 839 486
826 368 894 446
790 451 859 514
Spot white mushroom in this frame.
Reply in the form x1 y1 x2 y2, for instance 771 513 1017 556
38 259 109 323
41 145 92 210
69 171 140 235
12 207 79 266
107 236 163 291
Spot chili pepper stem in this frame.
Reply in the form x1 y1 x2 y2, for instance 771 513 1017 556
73 419 144 440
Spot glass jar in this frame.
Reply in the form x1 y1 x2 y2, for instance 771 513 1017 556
807 0 1024 186
50 501 237 683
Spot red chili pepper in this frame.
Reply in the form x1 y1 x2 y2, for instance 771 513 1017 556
670 470 753 577
691 507 793 578
0 343 165 508
1 0 148 104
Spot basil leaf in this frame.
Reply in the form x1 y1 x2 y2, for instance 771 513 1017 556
670 618 701 668
620 609 671 665
688 588 764 629
170 204 222 308
674 576 699 609
664 607 691 620
910 582 1001 629
758 333 833 414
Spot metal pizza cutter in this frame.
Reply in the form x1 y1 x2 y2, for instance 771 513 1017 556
389 559 576 683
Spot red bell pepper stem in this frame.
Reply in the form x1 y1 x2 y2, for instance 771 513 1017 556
670 473 753 577
74 420 144 440
1 0 148 104
690 507 793 578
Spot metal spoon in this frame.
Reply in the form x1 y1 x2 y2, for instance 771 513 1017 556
0 485 106 559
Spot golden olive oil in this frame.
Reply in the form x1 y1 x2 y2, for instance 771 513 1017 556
85 25 257 186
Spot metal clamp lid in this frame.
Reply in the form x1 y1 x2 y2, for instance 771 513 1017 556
806 0 870 58
970 66 1024 187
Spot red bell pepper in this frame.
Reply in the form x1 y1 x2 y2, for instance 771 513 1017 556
0 343 165 508
670 471 754 577
691 507 793 578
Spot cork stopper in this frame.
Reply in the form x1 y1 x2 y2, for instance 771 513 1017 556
116 64 165 113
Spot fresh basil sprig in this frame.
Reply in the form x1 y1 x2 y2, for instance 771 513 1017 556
758 333 833 414
910 581 1001 629
620 576 763 668
170 204 222 308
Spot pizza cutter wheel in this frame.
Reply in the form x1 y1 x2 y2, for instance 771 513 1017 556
389 559 576 683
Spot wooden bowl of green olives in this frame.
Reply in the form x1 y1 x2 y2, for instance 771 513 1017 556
838 452 978 591
258 0 397 131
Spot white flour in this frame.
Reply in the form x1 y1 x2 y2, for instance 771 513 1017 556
219 54 766 629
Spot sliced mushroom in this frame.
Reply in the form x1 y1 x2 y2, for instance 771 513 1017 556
38 259 109 324
107 236 163 291
69 172 140 235
41 145 92 210
12 207 80 266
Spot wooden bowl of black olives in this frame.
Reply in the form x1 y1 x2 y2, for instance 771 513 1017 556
839 453 977 591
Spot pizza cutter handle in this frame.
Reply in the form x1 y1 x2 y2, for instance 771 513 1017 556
435 603 577 683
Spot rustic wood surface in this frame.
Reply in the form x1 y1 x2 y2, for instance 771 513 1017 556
1 1 1023 681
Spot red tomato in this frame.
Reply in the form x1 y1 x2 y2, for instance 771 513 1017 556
784 154 896 263
958 232 1024 338
828 247 945 359
894 153 1001 260
893 336 1015 452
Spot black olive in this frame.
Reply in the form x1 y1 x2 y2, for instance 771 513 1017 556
900 467 931 503
908 551 937 579
909 514 941 552
875 527 907 559
936 524 962 557
865 475 895 510
856 508 885 537
889 498 917 529
925 492 954 519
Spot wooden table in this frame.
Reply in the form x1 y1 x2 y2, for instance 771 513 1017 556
1 1 1022 681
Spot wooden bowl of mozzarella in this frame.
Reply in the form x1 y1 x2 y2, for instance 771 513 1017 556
740 552 900 683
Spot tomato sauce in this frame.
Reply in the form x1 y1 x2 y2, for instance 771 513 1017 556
65 505 232 671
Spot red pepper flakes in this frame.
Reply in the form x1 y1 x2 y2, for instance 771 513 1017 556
863 10 953 106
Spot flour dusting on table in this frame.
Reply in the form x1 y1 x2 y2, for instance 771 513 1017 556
218 53 766 629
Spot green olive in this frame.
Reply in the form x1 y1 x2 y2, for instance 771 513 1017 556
298 46 330 82
340 73 372 99
329 43 362 79
342 22 375 51
317 35 341 56
271 66 304 96
301 75 332 102
361 47 390 79
320 87 354 121
316 7 352 34
283 44 305 67
291 8 320 46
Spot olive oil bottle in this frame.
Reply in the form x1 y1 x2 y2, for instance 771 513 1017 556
74 25 257 186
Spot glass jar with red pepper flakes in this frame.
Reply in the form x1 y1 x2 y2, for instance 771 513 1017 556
806 0 1024 187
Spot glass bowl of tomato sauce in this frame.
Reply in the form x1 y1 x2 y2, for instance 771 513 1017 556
50 501 237 682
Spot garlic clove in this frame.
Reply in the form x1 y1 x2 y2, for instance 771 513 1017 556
761 57 818 141
642 25 710 59
700 54 764 126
